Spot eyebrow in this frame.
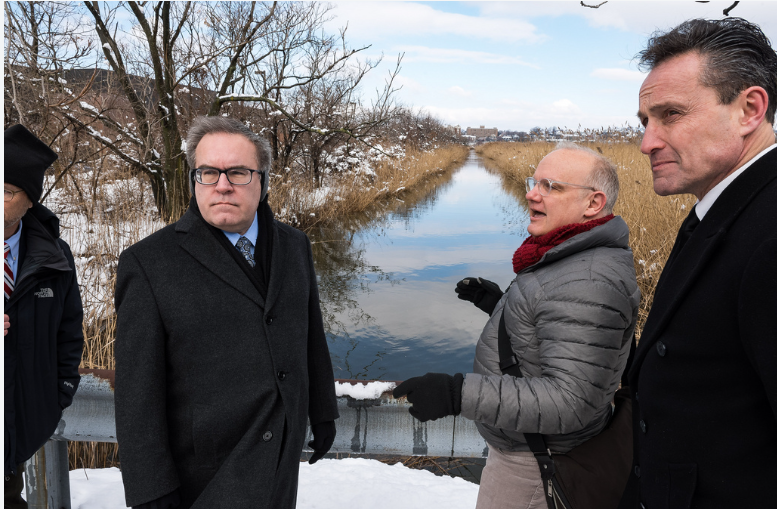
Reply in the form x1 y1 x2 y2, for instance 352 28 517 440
196 165 253 170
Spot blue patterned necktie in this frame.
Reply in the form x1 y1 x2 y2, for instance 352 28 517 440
235 236 255 268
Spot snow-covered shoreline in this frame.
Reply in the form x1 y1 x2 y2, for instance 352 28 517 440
64 458 479 509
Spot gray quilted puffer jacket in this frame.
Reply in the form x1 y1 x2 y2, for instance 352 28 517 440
460 216 639 453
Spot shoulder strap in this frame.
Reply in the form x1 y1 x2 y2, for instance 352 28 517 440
496 310 556 506
496 312 552 453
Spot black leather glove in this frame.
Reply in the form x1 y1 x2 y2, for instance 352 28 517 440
455 277 503 315
133 489 181 509
308 420 336 464
392 373 464 422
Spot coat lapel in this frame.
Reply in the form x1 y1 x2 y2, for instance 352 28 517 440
176 209 265 308
264 221 287 312
632 148 777 373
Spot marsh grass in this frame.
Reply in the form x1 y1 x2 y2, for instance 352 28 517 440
476 141 696 337
271 145 469 231
40 144 467 469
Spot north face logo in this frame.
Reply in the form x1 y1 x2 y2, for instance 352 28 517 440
34 288 54 298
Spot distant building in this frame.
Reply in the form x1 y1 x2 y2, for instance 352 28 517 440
466 125 498 138
445 124 462 136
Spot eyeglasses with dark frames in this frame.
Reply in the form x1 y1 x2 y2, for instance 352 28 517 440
525 177 597 196
192 168 261 186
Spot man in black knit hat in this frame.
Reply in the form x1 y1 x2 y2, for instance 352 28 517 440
4 124 84 507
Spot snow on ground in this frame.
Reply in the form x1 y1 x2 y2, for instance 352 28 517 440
335 380 396 400
67 458 479 509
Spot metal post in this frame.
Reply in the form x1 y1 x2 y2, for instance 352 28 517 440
25 440 71 509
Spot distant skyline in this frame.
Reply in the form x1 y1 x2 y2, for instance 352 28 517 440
325 1 777 131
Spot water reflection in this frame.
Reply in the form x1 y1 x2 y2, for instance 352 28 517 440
311 151 531 380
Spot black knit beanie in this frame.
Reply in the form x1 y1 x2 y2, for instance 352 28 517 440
4 124 58 203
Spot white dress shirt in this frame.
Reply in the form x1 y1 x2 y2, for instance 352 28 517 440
695 143 777 220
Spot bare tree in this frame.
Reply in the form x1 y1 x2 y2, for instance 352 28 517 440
67 1 402 219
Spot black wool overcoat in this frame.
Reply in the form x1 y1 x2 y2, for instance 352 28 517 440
115 206 339 509
4 204 84 476
619 146 777 509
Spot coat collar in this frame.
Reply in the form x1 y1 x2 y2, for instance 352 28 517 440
176 208 266 308
174 207 290 313
631 148 777 374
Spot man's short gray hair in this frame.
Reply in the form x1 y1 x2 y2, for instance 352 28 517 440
185 116 272 201
553 141 619 214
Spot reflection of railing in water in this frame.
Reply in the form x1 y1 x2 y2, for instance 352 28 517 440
27 370 488 508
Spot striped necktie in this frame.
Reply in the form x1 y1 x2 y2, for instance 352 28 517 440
4 242 14 300
235 236 256 268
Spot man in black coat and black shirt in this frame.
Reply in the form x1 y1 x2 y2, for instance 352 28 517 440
621 18 777 509
4 125 84 508
115 116 339 509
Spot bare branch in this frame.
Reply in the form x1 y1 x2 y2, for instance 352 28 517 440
580 1 608 8
723 2 739 16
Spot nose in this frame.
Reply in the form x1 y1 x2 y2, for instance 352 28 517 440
214 172 234 192
526 182 542 202
640 122 664 156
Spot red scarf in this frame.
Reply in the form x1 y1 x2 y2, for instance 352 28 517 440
512 214 614 274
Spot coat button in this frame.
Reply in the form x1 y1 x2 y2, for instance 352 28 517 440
277 371 286 380
640 420 647 433
263 431 273 441
635 391 639 402
656 341 667 357
634 465 641 478
266 316 274 325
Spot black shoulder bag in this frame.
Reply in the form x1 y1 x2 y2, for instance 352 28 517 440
497 311 633 509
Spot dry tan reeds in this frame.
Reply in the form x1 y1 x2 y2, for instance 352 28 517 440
476 141 696 338
270 145 469 232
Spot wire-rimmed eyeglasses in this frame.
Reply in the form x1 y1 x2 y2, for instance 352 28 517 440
192 168 261 186
525 177 597 196
4 188 24 202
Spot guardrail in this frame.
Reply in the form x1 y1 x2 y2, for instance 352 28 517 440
26 370 487 507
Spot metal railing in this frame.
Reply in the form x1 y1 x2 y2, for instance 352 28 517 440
26 370 487 507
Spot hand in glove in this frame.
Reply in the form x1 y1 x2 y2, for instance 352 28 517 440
455 277 503 315
392 373 464 422
308 420 336 464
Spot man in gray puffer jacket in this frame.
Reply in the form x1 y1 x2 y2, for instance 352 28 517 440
394 142 640 509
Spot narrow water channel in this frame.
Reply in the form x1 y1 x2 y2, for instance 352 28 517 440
311 151 530 381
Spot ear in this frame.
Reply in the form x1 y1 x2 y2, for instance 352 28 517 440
583 190 607 219
737 86 769 136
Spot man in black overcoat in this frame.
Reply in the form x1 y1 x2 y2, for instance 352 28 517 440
4 125 84 508
620 18 777 509
115 116 339 509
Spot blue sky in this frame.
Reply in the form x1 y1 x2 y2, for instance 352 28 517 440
324 1 777 132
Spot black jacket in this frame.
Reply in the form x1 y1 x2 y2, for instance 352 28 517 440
114 204 339 509
619 147 777 509
4 203 84 475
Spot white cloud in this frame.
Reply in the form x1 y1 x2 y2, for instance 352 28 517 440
447 86 473 98
328 2 546 44
478 1 777 39
591 68 646 82
393 75 426 93
551 99 583 116
397 46 539 67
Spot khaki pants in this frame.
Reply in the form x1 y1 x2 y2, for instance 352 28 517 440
476 444 548 509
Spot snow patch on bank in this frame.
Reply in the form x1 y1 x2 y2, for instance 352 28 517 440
335 380 396 400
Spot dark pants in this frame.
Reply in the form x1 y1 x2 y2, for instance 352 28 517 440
4 464 27 509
